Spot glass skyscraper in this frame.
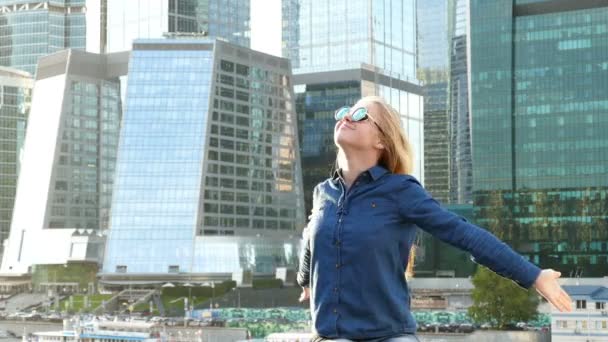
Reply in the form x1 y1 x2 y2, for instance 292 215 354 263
281 0 299 66
289 0 423 216
295 0 416 81
294 67 424 215
417 0 472 205
1 49 128 274
0 66 32 257
448 0 472 205
470 0 608 276
0 0 87 74
101 39 304 280
105 0 250 53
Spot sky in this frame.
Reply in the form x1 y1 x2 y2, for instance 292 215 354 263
250 0 283 57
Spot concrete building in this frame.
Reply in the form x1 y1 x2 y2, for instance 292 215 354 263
0 49 129 276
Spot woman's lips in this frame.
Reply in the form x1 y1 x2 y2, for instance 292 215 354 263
337 121 355 130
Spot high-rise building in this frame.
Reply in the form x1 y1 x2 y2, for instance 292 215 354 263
105 0 251 53
294 66 424 215
0 67 32 257
417 0 472 206
0 0 88 74
100 39 304 282
295 0 416 81
447 0 472 205
281 0 299 64
470 0 608 276
289 0 422 216
0 49 128 274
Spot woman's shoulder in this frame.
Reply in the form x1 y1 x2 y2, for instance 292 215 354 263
385 173 423 188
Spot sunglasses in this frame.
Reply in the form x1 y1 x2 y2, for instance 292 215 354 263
334 106 371 122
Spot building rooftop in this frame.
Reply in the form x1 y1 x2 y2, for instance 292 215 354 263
563 285 608 300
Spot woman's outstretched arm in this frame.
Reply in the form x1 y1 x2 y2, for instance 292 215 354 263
397 175 572 312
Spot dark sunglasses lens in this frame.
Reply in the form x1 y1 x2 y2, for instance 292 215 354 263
352 108 368 121
335 107 350 121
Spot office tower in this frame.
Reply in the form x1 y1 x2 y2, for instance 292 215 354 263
0 0 88 74
100 39 304 282
470 0 608 276
295 67 424 215
0 49 128 274
0 67 32 257
291 0 422 215
417 0 472 205
105 0 251 53
295 0 416 81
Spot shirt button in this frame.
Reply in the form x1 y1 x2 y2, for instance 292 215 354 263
333 309 338 314
335 263 340 268
338 218 342 223
334 287 339 292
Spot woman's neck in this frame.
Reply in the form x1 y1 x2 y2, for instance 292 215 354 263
338 151 378 189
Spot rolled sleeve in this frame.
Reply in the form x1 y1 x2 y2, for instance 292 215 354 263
397 176 541 289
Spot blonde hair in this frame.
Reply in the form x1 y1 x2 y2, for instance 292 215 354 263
335 96 417 279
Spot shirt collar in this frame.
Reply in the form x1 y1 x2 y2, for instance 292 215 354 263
331 165 389 184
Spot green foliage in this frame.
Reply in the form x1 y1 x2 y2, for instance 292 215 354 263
467 267 539 329
252 279 283 289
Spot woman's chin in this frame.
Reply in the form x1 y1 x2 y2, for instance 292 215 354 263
334 135 359 149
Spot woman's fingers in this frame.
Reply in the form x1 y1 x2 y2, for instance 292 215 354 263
534 269 572 312
298 287 310 302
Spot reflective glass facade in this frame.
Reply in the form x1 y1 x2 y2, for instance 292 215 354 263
106 0 250 53
0 0 86 74
296 0 416 81
414 204 476 277
470 1 608 276
47 78 121 230
207 0 250 47
281 0 299 67
294 69 424 215
0 67 32 256
417 0 472 206
103 39 304 276
448 32 472 205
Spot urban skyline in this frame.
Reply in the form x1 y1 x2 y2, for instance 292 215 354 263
0 0 605 289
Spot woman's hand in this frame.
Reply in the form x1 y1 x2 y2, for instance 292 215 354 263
533 269 572 312
299 287 310 302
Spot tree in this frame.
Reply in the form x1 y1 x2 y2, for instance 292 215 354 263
468 266 539 329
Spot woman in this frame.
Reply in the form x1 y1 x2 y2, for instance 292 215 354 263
296 96 572 342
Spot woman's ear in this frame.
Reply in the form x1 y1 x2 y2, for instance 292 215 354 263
375 141 385 150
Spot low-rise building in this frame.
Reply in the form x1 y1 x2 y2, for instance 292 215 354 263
552 285 608 342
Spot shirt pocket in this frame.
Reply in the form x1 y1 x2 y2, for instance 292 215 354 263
368 198 399 219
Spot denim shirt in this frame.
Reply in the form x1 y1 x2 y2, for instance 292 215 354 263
296 165 541 339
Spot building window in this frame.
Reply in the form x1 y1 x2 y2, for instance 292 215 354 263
116 265 127 273
577 300 587 309
168 265 179 273
596 301 606 310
